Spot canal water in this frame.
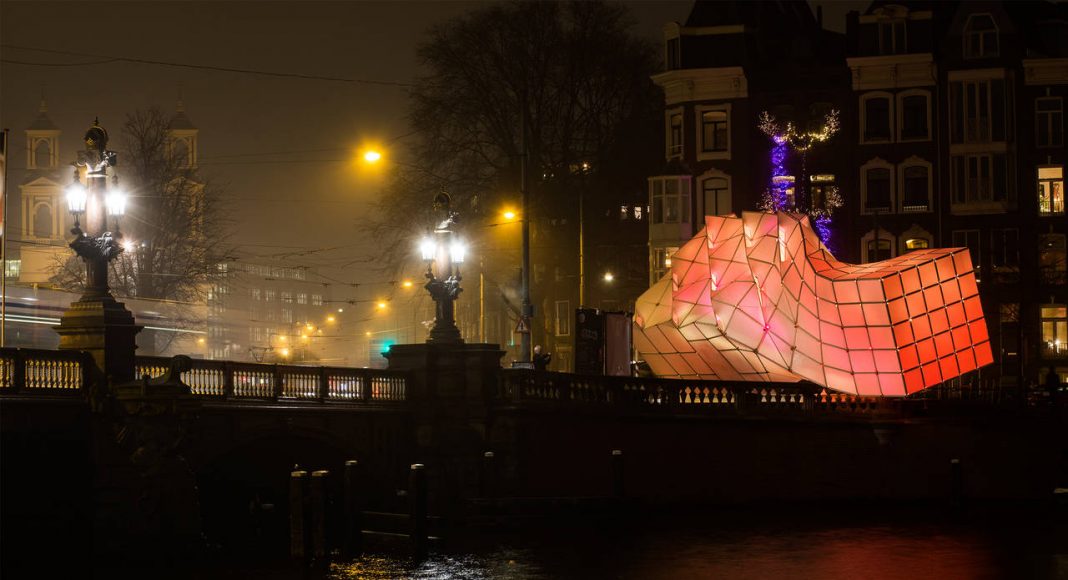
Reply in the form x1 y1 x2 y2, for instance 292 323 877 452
139 504 1067 579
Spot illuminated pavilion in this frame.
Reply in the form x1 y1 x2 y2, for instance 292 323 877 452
634 212 994 396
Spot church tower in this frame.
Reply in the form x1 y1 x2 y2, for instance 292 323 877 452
20 99 64 243
168 99 198 168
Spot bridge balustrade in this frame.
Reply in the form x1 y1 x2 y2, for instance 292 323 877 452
497 369 887 416
0 348 92 394
135 356 408 403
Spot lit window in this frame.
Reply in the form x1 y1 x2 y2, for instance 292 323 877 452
809 174 835 210
1038 166 1064 215
964 14 998 59
251 288 261 300
282 308 293 323
5 259 21 279
905 238 929 251
281 292 293 304
297 293 307 305
1041 305 1067 357
633 206 643 220
1036 98 1063 148
1000 303 1019 324
700 110 728 153
311 294 323 306
651 246 678 283
265 290 275 302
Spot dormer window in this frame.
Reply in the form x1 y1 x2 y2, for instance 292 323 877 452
878 20 906 55
964 14 998 59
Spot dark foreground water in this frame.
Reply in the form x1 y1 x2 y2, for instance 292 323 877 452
98 505 1068 579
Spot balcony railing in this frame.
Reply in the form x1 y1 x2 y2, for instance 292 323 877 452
135 356 407 403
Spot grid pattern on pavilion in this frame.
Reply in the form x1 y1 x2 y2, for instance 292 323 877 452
634 212 994 396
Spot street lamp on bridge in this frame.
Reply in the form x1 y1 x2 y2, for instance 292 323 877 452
54 120 141 382
419 191 466 344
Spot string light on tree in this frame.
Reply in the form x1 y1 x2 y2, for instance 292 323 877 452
757 109 842 246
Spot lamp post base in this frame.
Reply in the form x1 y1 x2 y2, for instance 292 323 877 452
55 293 142 383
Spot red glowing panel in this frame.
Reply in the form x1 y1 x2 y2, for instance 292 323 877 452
633 212 993 396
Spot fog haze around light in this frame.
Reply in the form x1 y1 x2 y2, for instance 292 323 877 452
0 1 854 289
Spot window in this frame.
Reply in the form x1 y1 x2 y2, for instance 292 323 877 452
651 246 678 283
699 109 728 154
555 300 571 336
952 230 982 276
863 165 892 213
950 79 1007 143
900 163 930 212
990 229 1020 283
861 229 894 263
771 175 796 208
878 20 906 55
951 153 1012 206
702 175 731 217
667 111 683 158
905 238 929 251
265 290 275 302
867 239 892 263
964 14 998 59
649 176 691 224
809 174 836 210
862 94 892 142
311 294 323 306
619 205 629 221
1039 234 1066 285
281 292 293 304
33 140 51 169
633 206 643 220
282 308 293 323
1001 303 1020 357
1038 166 1064 215
32 203 52 239
5 259 21 279
1036 98 1063 148
297 293 308 305
251 288 261 301
1041 305 1067 357
666 37 680 70
899 92 930 141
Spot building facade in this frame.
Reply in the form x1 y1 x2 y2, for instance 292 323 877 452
649 0 1067 390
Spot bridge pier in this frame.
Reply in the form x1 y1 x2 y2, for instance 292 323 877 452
385 343 504 515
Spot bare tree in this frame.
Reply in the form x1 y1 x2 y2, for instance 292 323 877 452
52 107 230 304
367 0 660 268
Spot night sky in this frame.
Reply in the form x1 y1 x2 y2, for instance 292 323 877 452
1 1 856 289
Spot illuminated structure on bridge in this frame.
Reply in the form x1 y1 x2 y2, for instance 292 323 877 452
634 212 994 396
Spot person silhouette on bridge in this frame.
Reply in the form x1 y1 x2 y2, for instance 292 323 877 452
533 345 551 371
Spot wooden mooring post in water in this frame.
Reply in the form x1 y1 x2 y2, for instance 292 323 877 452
409 463 428 558
289 470 310 561
343 459 363 556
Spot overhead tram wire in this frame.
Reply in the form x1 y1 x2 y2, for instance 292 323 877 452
0 44 414 88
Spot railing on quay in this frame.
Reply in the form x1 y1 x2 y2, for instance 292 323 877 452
0 348 93 394
496 369 887 416
134 356 408 404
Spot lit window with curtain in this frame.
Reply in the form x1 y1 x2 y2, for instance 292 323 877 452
1038 166 1064 215
1041 305 1067 357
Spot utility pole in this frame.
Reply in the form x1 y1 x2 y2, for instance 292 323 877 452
519 88 532 363
1 129 8 347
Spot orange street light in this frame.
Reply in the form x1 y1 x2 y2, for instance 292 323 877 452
376 301 388 310
402 280 414 289
363 149 382 164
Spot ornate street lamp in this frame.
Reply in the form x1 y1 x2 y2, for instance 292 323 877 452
55 120 141 382
420 191 465 344
65 120 127 296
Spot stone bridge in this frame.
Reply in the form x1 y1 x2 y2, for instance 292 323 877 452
1 344 1063 565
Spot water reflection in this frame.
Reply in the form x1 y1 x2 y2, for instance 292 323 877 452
325 508 1066 580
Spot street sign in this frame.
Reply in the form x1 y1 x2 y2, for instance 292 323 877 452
514 317 530 334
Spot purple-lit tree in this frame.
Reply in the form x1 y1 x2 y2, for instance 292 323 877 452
758 110 842 246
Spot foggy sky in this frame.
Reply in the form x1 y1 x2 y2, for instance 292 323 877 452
1 1 854 294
